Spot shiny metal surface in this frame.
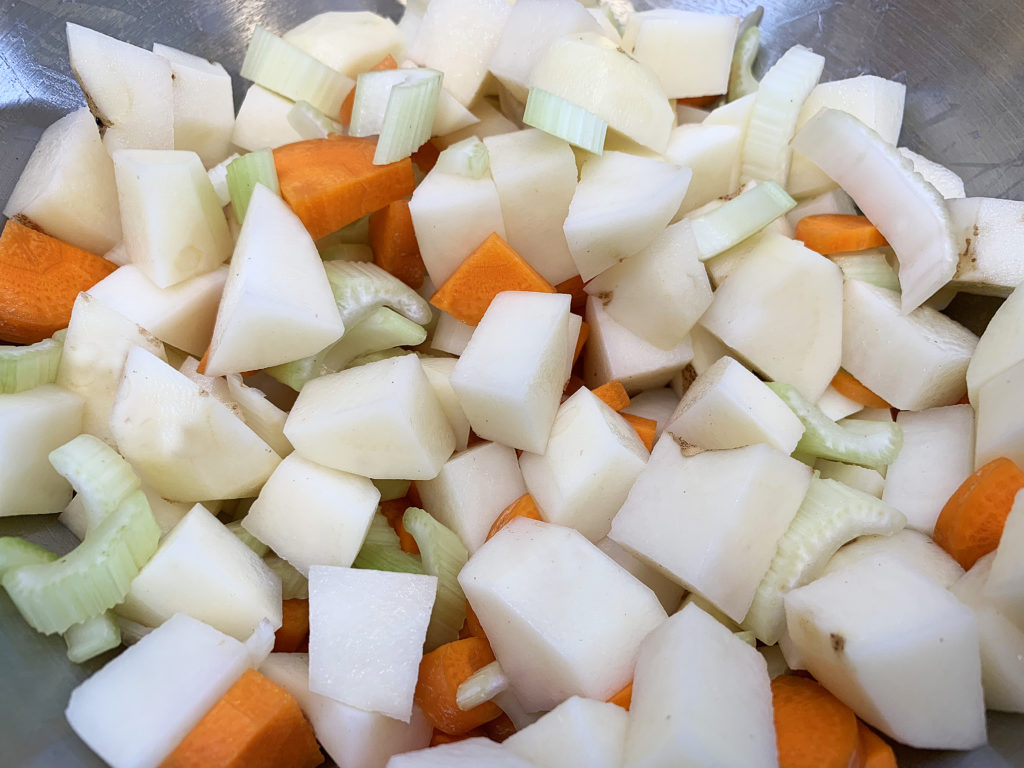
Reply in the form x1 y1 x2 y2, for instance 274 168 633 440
2 0 1023 765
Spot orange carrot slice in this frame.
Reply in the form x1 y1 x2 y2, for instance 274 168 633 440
555 274 587 313
414 637 503 735
830 371 891 409
159 669 323 768
607 681 633 711
429 727 486 746
795 214 889 255
483 712 517 743
429 233 556 326
273 599 310 653
0 219 116 344
678 94 721 108
933 457 1024 569
459 602 488 642
622 412 657 452
273 137 416 241
772 675 860 768
380 499 420 554
857 721 897 768
591 380 630 412
338 55 398 126
486 494 543 541
412 140 442 174
369 200 425 289
573 320 590 366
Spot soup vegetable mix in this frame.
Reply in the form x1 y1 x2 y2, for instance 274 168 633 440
3 0 1024 765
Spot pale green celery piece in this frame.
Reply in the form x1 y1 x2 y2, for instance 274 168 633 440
767 382 903 472
264 349 334 392
287 99 344 140
0 329 65 394
692 181 797 260
324 260 433 328
0 537 57 578
227 521 270 558
49 434 141 531
352 514 425 575
375 70 443 166
743 476 906 643
403 506 469 651
728 25 761 102
227 149 280 222
831 250 902 293
264 554 309 600
347 348 412 368
64 611 121 663
434 138 491 179
2 490 160 635
317 243 373 263
456 660 509 711
373 479 412 502
316 217 370 252
734 630 757 647
523 89 607 155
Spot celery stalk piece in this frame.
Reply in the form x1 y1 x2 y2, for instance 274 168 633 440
434 137 491 179
734 629 757 647
0 330 65 394
727 23 761 102
226 521 270 557
2 490 160 634
768 382 903 472
64 611 121 663
690 181 796 260
523 88 608 155
48 434 141 531
287 99 344 140
226 150 280 222
740 44 824 185
744 475 906 643
403 506 469 650
375 70 443 165
456 660 509 711
324 260 434 328
0 537 57 577
831 250 901 292
263 554 309 600
240 25 353 116
207 152 240 207
352 514 426 575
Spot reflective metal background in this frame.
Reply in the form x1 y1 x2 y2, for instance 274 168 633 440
1 0 1023 765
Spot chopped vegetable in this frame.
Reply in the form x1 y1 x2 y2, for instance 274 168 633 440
771 675 861 768
48 434 141 531
621 412 657 451
591 380 630 412
858 722 898 768
372 69 443 165
286 100 345 140
933 457 1024 569
829 370 891 409
64 611 121 663
795 214 889 255
523 88 608 155
369 200 426 289
338 55 398 126
455 660 509 711
433 137 490 179
352 513 426 574
727 17 761 102
414 636 503 735
226 150 280 222
403 506 470 650
607 682 632 711
691 181 797 261
272 599 309 653
0 330 65 394
486 494 543 542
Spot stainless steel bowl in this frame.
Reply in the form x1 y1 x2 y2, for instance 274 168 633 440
2 1 1023 765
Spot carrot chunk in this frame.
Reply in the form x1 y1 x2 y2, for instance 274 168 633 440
369 200 425 289
555 274 587 313
591 380 630 412
486 494 543 541
273 137 416 241
622 412 657 451
607 681 633 711
572 320 589 366
380 498 420 554
414 637 503 735
429 727 485 746
795 214 889 255
338 55 398 126
411 140 441 174
0 219 116 343
459 602 488 641
830 371 891 409
273 599 310 653
429 233 556 326
857 721 897 768
159 669 323 768
483 712 517 743
772 675 860 768
933 457 1024 569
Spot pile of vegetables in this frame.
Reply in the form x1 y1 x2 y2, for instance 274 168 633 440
4 0 1024 766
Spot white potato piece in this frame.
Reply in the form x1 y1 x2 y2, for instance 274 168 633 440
623 10 739 99
611 438 811 622
117 504 282 639
967 280 1024 404
881 405 975 534
390 738 540 768
285 353 455 480
563 151 691 281
841 279 977 410
56 292 167 443
949 197 1024 296
110 347 281 501
520 387 649 542
152 44 234 168
900 147 966 200
823 529 965 588
984 490 1024 629
87 264 226 356
309 566 436 722
664 356 806 454
0 385 83 517
231 85 305 152
284 11 405 78
596 537 685 613
815 385 864 422
700 233 843 402
112 149 232 288
583 295 694 394
483 129 579 285
665 123 744 215
529 33 675 153
205 186 344 376
261 654 432 768
66 23 173 153
427 312 474 356
419 356 471 451
450 292 570 454
622 388 679 441
459 518 667 712
225 374 292 457
504 696 627 768
3 107 122 253
431 97 516 148
584 220 711 350
66 614 249 768
242 454 379 575
417 441 526 553
623 604 777 768
784 557 986 749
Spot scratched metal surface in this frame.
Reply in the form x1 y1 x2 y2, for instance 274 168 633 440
2 0 1024 766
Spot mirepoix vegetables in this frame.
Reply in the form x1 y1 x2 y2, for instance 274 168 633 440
4 1 1024 766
